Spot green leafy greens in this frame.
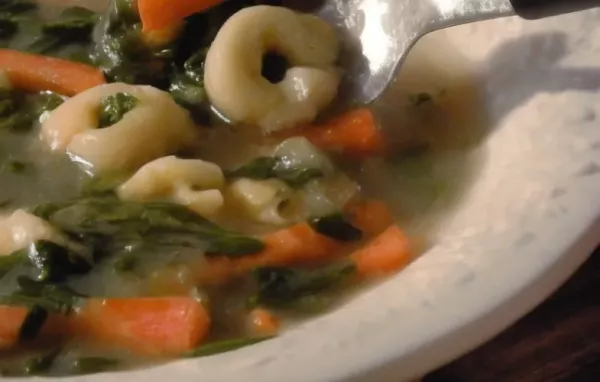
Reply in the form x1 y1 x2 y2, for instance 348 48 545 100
185 336 274 358
0 89 64 133
1 276 86 314
18 304 48 342
91 0 173 86
226 157 324 188
97 92 138 128
251 262 356 307
27 6 98 54
310 213 362 242
1 348 61 377
32 196 265 256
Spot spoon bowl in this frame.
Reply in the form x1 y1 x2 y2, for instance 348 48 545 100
286 0 600 105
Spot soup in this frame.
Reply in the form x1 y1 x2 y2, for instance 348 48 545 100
0 0 484 376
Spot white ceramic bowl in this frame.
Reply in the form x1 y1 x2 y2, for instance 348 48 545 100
19 5 600 382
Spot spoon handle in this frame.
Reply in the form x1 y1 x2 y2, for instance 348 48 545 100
511 0 600 19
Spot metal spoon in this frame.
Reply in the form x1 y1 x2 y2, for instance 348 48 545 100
297 0 600 105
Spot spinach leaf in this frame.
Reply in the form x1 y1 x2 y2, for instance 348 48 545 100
276 168 324 188
0 0 37 14
21 6 97 55
1 348 60 377
18 304 48 342
97 92 138 128
251 262 356 307
168 74 209 125
310 213 362 241
29 91 64 116
226 157 323 188
81 174 125 197
1 277 85 314
42 6 98 39
26 241 92 282
69 357 119 375
0 15 18 38
0 1 37 47
183 48 207 84
92 0 173 86
34 197 265 256
185 336 274 358
0 89 63 133
0 241 92 295
225 157 278 180
0 248 27 278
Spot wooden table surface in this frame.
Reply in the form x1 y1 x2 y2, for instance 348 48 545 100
424 246 599 382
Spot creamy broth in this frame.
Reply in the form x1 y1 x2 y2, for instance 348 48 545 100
0 0 484 376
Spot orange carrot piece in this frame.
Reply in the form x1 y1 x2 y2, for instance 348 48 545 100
248 308 279 336
200 222 340 284
139 0 223 31
199 200 394 285
351 225 412 277
347 199 394 237
281 108 386 157
0 306 29 349
75 298 211 355
0 306 68 350
0 49 105 96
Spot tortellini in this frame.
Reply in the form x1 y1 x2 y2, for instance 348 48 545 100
0 210 67 255
226 178 300 226
204 5 340 132
117 156 225 218
41 83 198 174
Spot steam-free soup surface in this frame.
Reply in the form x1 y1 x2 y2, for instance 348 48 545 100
0 0 484 376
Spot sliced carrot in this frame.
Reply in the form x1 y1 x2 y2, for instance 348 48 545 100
280 108 386 157
347 199 394 237
0 306 69 350
0 306 29 349
75 297 211 356
0 49 105 96
138 0 224 31
248 308 279 336
0 298 210 355
351 225 412 277
200 222 340 284
199 200 393 285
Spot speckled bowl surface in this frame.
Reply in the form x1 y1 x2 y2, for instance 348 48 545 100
16 5 600 382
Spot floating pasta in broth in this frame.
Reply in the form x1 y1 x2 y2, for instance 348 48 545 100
0 0 483 376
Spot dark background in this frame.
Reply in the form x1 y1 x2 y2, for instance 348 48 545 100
425 247 599 382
